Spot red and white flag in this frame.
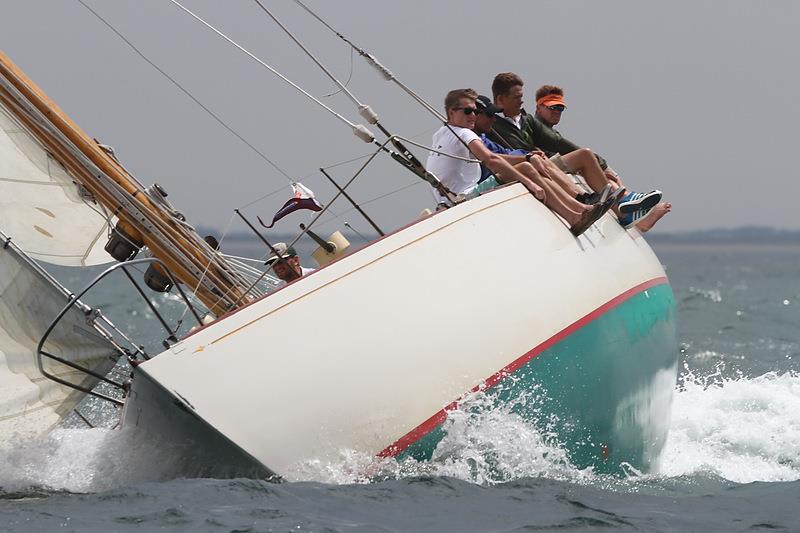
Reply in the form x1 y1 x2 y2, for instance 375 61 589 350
258 182 323 229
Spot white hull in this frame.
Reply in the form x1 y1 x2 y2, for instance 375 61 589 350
124 184 675 480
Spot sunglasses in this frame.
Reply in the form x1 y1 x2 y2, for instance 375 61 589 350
453 106 479 115
547 105 566 112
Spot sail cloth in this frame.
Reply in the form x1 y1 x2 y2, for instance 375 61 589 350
0 103 112 266
0 238 121 442
258 182 323 228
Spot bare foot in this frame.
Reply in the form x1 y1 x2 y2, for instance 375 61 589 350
636 202 671 232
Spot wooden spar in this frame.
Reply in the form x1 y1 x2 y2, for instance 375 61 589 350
0 50 249 316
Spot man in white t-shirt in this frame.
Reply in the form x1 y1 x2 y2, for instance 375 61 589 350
425 88 609 237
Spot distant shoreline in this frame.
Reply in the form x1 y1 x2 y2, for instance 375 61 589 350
649 241 800 252
645 226 800 250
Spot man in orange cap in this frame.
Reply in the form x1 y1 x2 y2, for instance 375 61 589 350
534 85 567 129
533 84 672 231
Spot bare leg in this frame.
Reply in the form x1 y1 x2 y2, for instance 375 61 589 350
509 162 590 225
527 155 584 196
560 148 623 193
636 202 671 232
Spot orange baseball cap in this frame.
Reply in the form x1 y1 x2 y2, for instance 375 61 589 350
536 94 566 108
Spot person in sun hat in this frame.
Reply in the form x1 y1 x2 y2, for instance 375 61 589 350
488 73 667 230
265 242 314 284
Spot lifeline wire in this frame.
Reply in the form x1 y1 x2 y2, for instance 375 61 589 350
286 138 393 252
76 0 294 183
310 179 423 229
306 123 437 177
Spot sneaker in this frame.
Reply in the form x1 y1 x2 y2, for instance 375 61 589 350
577 184 613 205
618 190 662 214
597 183 613 204
609 186 627 203
618 204 656 229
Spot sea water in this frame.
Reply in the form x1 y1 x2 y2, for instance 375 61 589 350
1 243 799 531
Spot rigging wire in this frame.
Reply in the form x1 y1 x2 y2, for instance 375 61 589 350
290 0 476 164
321 47 355 98
250 0 461 203
76 0 294 183
285 137 392 251
80 1 454 261
292 0 447 123
237 183 293 210
301 124 437 179
311 179 423 229
167 0 374 142
252 0 364 109
168 0 458 203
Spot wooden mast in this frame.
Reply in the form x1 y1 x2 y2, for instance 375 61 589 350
0 50 250 316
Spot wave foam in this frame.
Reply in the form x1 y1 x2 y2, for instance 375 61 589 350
5 368 799 491
0 427 169 493
657 367 800 483
290 390 590 485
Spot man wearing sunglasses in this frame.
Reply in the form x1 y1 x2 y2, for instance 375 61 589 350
534 85 567 129
425 88 610 236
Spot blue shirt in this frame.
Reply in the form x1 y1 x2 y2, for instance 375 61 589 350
478 133 528 182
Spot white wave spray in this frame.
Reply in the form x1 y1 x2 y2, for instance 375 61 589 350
290 389 592 485
4 367 799 492
657 365 800 483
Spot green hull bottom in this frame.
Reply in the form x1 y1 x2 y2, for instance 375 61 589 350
401 283 678 475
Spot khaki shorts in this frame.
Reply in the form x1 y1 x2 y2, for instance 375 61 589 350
549 153 571 173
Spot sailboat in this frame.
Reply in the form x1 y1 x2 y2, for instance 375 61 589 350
0 9 678 481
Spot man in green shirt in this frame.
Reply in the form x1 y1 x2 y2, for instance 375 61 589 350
488 72 667 230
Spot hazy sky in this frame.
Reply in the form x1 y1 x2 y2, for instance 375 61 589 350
2 1 798 238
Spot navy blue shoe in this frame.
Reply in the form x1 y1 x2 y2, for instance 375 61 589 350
618 204 658 229
618 190 662 214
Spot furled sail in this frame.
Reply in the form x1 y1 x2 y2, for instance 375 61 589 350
0 235 121 441
0 103 112 267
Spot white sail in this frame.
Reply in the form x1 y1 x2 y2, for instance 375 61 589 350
0 103 111 267
0 236 122 441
